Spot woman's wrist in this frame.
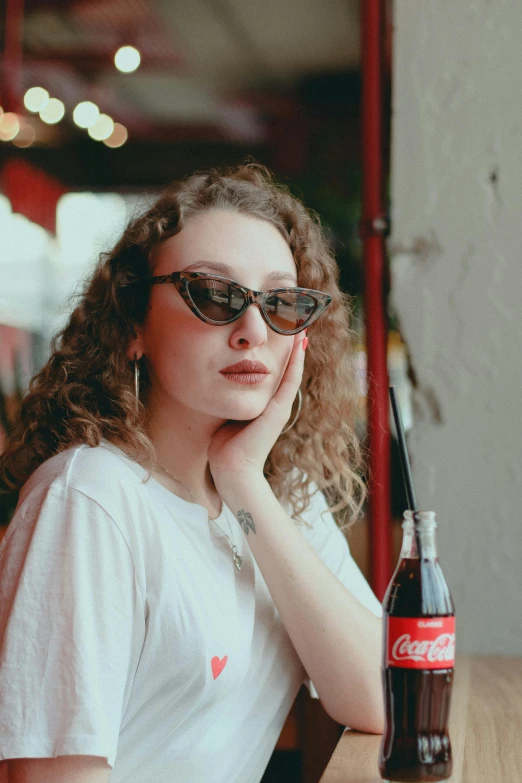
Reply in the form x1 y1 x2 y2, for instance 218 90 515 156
214 471 272 511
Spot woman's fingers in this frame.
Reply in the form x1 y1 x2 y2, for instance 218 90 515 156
208 330 308 481
266 330 307 427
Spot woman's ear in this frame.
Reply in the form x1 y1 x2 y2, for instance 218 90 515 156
126 331 144 362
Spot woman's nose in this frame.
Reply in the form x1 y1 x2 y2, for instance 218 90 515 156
229 302 269 347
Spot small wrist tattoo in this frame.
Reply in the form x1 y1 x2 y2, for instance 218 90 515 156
238 509 256 536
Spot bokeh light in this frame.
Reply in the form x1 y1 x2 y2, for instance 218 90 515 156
88 114 115 141
73 101 100 129
39 98 65 124
12 119 36 148
114 45 141 73
0 113 20 141
24 87 49 113
103 123 128 148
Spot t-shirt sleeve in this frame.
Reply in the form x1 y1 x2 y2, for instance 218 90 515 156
295 482 383 701
0 482 145 768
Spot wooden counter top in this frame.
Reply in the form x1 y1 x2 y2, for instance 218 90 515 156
320 654 522 782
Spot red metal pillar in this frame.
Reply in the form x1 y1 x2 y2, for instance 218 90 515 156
2 0 25 113
360 0 393 601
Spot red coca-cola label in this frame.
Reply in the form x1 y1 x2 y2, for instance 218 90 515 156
386 616 456 669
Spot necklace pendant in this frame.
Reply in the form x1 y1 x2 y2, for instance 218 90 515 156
232 548 243 571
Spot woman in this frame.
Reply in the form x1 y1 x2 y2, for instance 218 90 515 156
0 163 383 783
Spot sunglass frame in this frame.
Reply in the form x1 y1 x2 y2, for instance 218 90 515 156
128 271 333 335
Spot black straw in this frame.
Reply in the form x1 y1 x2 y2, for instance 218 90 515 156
389 386 417 512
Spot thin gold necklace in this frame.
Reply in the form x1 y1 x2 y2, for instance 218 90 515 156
154 463 243 571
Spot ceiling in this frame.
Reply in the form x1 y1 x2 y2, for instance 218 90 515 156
0 0 380 193
4 0 361 138
1 1 385 305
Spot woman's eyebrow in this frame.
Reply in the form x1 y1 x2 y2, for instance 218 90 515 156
185 260 298 285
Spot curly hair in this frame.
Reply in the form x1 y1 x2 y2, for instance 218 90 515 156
0 161 366 532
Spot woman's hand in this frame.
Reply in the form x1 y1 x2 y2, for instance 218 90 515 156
208 330 307 491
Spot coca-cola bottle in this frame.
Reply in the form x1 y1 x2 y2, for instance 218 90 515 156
378 510 456 783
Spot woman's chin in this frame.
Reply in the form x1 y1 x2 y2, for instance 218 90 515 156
221 399 268 422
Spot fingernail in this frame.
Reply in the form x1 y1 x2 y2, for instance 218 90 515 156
302 336 308 351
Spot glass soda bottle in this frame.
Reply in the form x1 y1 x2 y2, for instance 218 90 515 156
378 510 456 782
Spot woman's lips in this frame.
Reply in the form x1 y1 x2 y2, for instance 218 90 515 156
221 372 269 384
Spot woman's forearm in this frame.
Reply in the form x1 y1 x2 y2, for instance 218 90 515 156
221 474 385 734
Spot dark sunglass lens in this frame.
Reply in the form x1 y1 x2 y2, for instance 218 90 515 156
264 292 316 331
188 279 244 321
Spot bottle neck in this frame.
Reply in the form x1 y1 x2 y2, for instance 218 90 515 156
400 510 439 559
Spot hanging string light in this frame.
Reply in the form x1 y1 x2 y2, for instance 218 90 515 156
0 112 20 141
88 113 115 141
39 98 65 125
103 123 128 148
114 45 141 73
73 101 100 129
24 87 49 113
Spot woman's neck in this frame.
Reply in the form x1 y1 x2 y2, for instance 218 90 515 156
145 411 223 508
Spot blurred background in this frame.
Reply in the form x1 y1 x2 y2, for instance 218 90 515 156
4 1 520 781
0 2 406 778
0 0 409 536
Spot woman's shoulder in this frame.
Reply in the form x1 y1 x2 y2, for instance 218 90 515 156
18 439 148 511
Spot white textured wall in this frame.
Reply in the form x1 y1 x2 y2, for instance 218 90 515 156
390 0 522 654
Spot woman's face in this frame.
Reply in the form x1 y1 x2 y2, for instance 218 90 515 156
129 208 300 426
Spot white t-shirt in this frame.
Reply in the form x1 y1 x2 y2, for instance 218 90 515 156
0 441 383 783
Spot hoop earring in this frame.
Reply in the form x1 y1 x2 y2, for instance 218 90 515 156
134 354 140 400
281 388 302 434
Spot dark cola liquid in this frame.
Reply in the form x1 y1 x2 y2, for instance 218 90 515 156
379 557 455 783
